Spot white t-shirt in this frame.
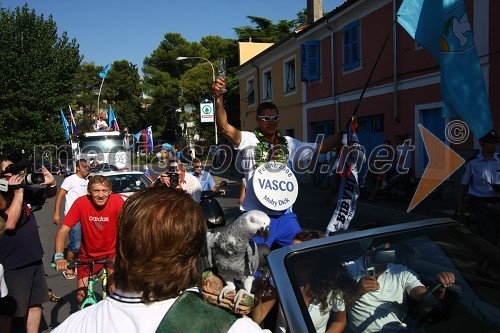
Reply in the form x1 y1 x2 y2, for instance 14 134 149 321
276 292 345 333
182 172 202 203
345 258 423 333
52 288 266 333
237 131 315 215
61 174 89 214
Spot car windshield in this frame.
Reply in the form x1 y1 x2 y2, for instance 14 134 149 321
278 222 500 333
80 138 125 154
106 174 150 193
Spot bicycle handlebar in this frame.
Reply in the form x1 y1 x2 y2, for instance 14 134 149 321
51 258 111 269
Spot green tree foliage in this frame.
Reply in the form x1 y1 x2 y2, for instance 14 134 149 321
234 16 296 43
101 60 144 132
143 33 240 146
70 62 101 132
143 33 207 143
73 62 100 111
0 4 81 150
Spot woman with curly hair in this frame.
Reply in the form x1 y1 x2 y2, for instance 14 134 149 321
301 255 359 333
253 230 359 332
288 231 358 333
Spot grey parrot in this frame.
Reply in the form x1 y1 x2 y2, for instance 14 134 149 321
206 210 270 307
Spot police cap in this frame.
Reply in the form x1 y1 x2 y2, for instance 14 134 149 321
479 129 499 143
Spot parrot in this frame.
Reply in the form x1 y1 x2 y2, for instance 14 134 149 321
206 210 270 308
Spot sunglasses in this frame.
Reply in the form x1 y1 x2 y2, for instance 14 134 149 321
193 165 203 168
258 115 280 122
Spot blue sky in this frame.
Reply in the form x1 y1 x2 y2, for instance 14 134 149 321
3 0 344 72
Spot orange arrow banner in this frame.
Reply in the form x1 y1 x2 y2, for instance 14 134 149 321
408 124 465 212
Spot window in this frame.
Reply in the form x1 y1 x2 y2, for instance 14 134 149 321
300 40 321 81
343 20 360 71
310 120 335 141
263 70 272 100
246 78 255 105
284 59 296 94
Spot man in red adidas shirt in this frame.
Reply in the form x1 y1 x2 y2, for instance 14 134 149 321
54 175 124 308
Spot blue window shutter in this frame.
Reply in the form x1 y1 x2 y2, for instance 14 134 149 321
305 40 320 81
343 20 360 71
300 44 307 82
343 24 352 71
350 21 360 68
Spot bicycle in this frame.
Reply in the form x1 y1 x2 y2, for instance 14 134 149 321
52 258 111 309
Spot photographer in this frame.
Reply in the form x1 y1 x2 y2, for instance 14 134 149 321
0 158 56 333
155 158 201 202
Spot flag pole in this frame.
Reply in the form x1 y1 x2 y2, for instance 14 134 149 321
326 20 397 235
97 64 110 117
97 78 105 115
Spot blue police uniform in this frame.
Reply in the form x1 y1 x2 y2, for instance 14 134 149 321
461 130 500 244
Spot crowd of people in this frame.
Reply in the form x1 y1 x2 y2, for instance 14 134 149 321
0 74 497 332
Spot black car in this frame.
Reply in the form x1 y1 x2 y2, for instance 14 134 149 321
267 218 500 332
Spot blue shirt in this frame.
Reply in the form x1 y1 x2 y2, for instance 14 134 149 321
191 170 216 191
461 152 500 197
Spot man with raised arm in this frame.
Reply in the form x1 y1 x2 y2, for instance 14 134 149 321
212 77 342 248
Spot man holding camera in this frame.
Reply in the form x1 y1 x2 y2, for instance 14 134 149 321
0 158 57 333
155 159 201 202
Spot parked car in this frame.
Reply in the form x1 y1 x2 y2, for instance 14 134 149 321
267 218 500 332
91 170 152 199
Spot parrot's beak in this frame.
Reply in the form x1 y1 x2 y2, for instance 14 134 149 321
258 224 270 240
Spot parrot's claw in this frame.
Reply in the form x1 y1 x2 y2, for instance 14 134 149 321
219 285 236 303
233 289 254 309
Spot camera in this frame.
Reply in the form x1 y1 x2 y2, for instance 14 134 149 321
168 161 180 188
0 160 45 192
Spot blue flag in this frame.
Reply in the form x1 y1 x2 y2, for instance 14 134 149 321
99 64 110 79
397 0 492 138
108 106 120 131
59 109 70 141
134 130 141 142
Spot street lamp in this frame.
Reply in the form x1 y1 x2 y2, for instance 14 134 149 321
176 56 218 145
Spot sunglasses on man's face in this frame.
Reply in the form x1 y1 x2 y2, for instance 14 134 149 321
258 115 280 122
193 165 203 168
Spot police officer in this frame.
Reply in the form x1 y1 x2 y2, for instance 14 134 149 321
458 129 500 245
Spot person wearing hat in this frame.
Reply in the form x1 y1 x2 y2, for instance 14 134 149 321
458 129 500 245
94 115 108 132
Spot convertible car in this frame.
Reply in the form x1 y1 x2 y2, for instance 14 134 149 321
268 218 500 332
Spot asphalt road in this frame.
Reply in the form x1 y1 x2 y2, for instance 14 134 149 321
18 169 452 332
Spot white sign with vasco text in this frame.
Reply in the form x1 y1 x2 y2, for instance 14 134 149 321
253 161 298 211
